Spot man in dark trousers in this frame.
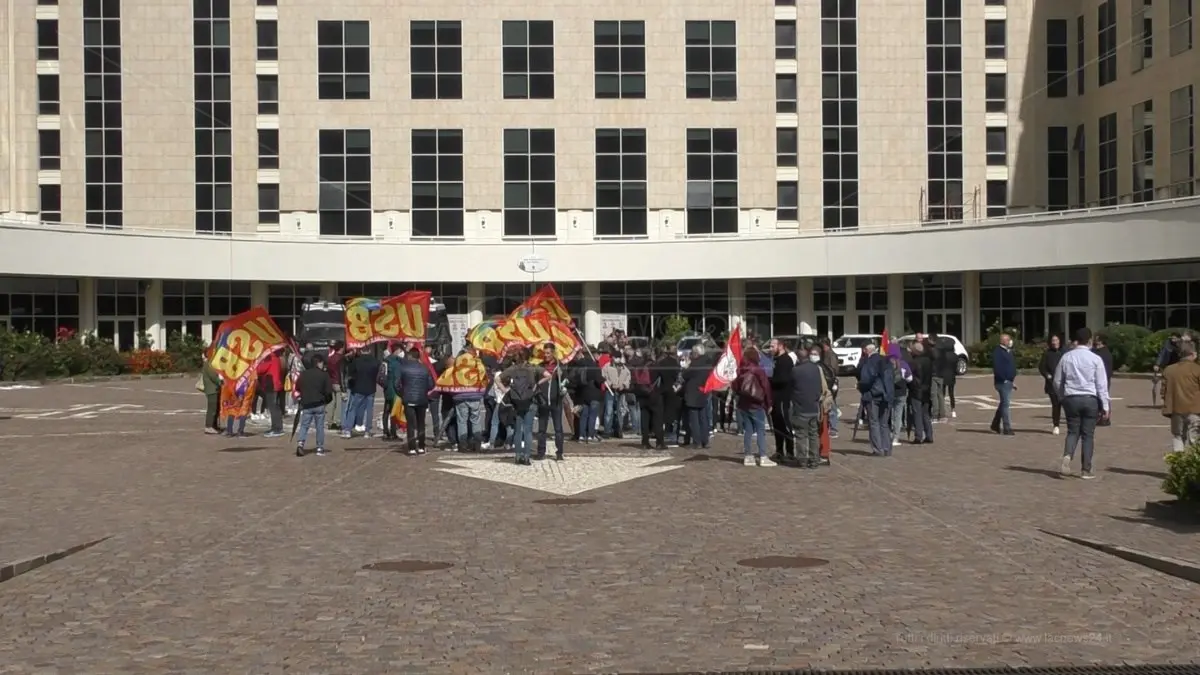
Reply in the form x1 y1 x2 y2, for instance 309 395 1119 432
655 347 682 447
681 344 713 450
342 347 381 438
397 346 435 454
768 338 796 462
294 353 334 456
990 333 1017 436
1092 334 1115 426
632 348 665 450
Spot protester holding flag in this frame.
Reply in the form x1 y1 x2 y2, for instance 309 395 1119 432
200 346 223 435
221 370 257 437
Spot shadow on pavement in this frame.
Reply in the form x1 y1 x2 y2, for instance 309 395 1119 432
682 453 743 464
217 446 270 453
834 447 877 457
1107 466 1167 480
1003 465 1063 479
1109 514 1200 535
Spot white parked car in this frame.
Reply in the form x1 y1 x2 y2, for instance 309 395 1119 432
897 334 970 375
832 334 882 374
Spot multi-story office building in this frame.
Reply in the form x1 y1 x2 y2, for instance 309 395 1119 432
0 0 1197 349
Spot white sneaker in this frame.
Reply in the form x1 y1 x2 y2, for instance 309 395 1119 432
758 456 777 467
951 411 957 419
743 455 756 466
1059 454 1072 477
892 439 901 447
480 442 491 450
1052 426 1060 435
354 425 365 434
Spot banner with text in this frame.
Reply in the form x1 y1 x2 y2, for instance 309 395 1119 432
344 290 432 349
467 316 582 362
433 352 490 394
210 307 289 383
509 284 574 325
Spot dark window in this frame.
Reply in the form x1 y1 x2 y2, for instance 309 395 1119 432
257 74 278 114
317 20 371 100
776 74 796 113
985 179 1007 218
256 20 278 60
1048 126 1070 210
258 128 279 169
1097 0 1116 86
985 72 1005 113
1170 85 1195 196
685 20 737 101
685 128 738 236
926 0 963 222
984 19 1005 59
1098 112 1118 205
37 74 60 115
194 0 231 234
986 127 1007 166
411 129 465 238
1046 19 1069 97
37 19 58 60
84 0 122 229
1132 0 1154 72
39 184 62 223
1132 99 1155 202
410 21 462 100
502 20 554 99
318 128 373 237
594 128 648 238
258 183 280 224
777 127 798 168
822 0 858 230
502 129 556 237
1074 124 1087 207
594 21 645 99
38 129 61 170
775 20 796 59
1171 0 1193 56
776 181 798 222
1075 15 1086 95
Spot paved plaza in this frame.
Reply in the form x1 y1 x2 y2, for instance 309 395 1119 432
1 374 1198 673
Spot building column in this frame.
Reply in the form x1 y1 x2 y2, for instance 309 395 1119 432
727 279 745 336
797 277 815 334
844 276 858 333
320 282 337 300
583 281 601 346
145 279 164 350
886 274 904 335
78 277 97 336
250 281 269 309
467 282 485 325
962 271 981 344
1086 265 1105 330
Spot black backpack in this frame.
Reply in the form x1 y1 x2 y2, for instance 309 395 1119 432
507 369 537 412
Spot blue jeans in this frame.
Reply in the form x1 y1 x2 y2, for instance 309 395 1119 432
738 408 768 456
579 399 600 440
489 402 503 445
866 398 891 455
455 399 484 443
512 407 535 459
686 406 710 448
890 393 908 442
992 381 1013 432
429 394 441 431
602 390 617 436
537 403 565 455
343 393 375 433
297 407 326 450
225 415 247 435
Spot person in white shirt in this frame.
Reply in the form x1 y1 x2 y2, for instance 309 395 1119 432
1052 327 1111 479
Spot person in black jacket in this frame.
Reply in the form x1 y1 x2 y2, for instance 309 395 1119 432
294 354 334 457
655 348 682 446
909 342 934 443
1038 334 1064 434
681 345 714 449
1092 334 1114 426
572 352 604 443
632 349 666 450
933 337 959 420
768 338 796 461
397 347 435 454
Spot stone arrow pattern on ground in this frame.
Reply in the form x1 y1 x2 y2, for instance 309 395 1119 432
434 454 683 496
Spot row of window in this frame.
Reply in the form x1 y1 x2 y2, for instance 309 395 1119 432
195 1 233 235
312 19 739 102
81 3 122 229
1047 0 1193 99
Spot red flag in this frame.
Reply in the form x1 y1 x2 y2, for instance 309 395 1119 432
880 327 889 348
703 325 743 394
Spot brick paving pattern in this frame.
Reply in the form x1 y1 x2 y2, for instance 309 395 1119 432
1 375 1198 673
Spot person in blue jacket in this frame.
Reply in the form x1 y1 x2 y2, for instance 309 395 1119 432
990 333 1017 435
856 343 894 456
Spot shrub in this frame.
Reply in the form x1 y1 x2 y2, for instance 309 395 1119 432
166 331 208 371
83 334 126 376
0 330 56 380
1128 327 1191 373
1096 324 1151 372
126 348 174 374
1163 442 1200 503
657 315 693 349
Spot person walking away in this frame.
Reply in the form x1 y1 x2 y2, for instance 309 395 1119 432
382 343 405 440
768 339 796 461
397 346 435 454
342 347 380 438
1092 335 1115 426
452 345 487 452
909 341 934 443
500 349 540 464
680 345 713 450
927 334 946 422
1038 335 1064 435
534 342 568 460
632 348 665 450
294 353 334 456
856 343 895 456
201 357 222 434
820 340 841 437
886 343 912 447
1053 327 1109 478
656 347 682 446
325 341 346 430
256 350 285 438
601 351 631 439
990 334 1017 436
733 346 773 466
791 348 830 469
1162 342 1200 453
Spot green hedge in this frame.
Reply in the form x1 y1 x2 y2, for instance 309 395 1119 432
0 329 207 381
966 323 1187 373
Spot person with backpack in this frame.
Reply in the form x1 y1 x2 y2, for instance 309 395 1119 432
500 347 540 465
734 346 774 466
396 346 435 454
631 348 665 449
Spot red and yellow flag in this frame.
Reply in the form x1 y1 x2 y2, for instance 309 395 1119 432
344 291 432 349
433 351 489 394
210 307 288 384
509 284 573 325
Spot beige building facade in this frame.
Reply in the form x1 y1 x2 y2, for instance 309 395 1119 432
0 0 1198 348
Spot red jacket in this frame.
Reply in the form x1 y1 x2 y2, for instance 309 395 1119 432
597 353 612 392
256 352 282 392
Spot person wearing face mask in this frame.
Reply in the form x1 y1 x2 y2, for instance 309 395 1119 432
600 350 631 439
990 333 1016 436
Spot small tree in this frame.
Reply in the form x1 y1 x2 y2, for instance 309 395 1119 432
658 315 693 349
1164 442 1200 504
